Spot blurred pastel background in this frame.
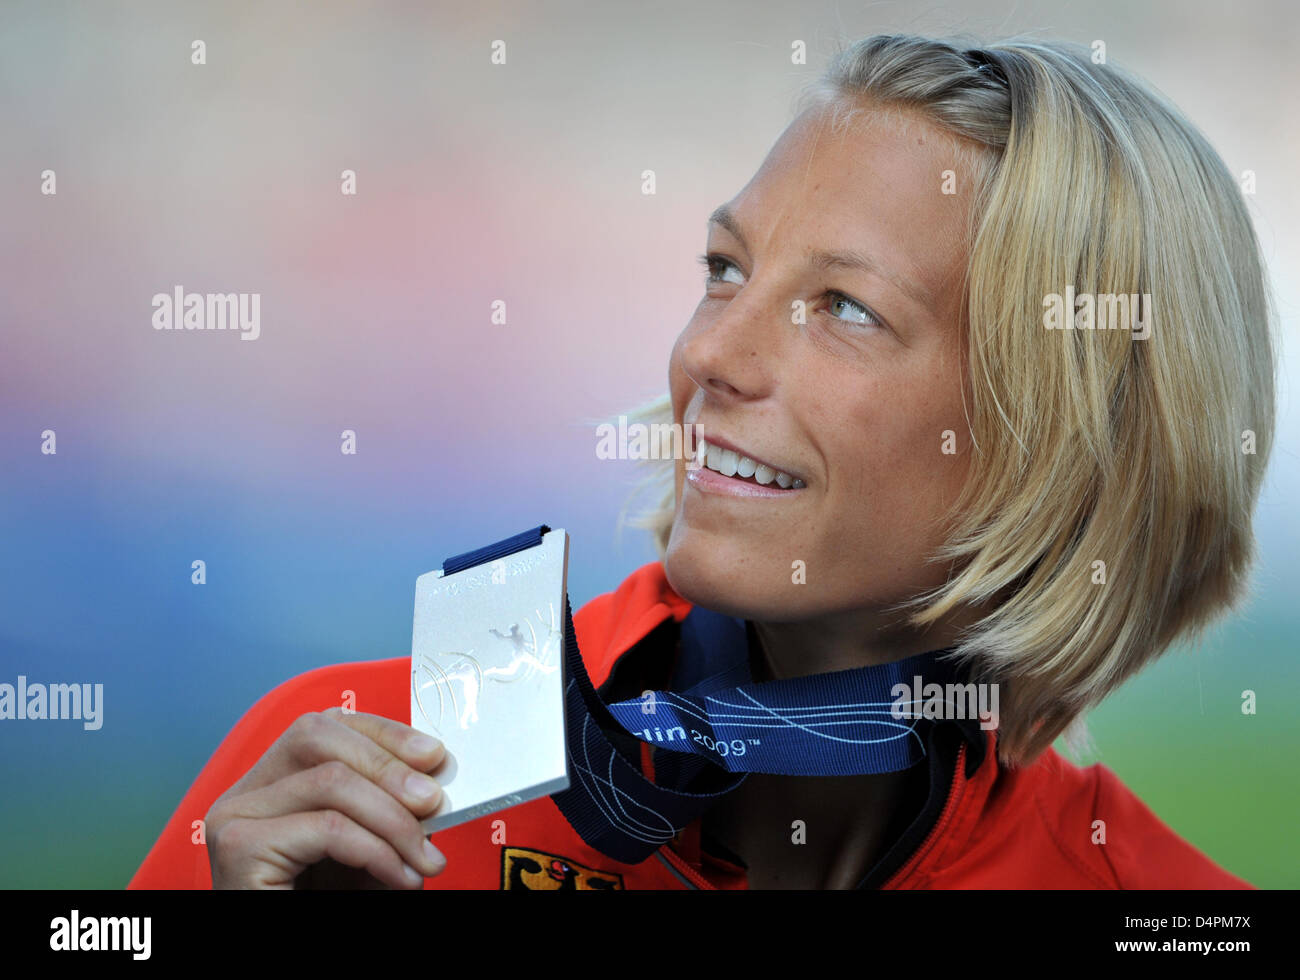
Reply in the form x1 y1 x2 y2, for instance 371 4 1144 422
1 0 1295 887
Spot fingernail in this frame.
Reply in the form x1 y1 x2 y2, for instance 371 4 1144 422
405 772 441 801
403 863 423 887
423 839 446 872
408 734 441 755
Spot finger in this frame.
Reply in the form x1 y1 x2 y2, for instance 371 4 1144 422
233 709 446 807
219 760 447 876
216 810 427 890
333 709 448 773
295 858 392 890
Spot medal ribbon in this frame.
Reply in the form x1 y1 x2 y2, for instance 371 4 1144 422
443 525 963 863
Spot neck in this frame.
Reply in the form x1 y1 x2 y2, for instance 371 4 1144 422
710 604 971 888
748 603 975 682
703 763 928 889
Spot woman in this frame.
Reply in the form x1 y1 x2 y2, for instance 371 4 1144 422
129 34 1272 889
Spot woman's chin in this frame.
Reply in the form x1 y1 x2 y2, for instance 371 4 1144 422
663 548 729 613
663 547 776 621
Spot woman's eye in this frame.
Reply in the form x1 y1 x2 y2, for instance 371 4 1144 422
698 253 745 286
826 291 881 328
697 253 884 331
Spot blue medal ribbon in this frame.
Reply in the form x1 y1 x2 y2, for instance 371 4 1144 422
442 526 964 864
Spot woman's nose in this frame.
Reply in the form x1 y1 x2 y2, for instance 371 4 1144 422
677 290 785 402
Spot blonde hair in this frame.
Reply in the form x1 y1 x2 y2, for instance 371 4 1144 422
616 34 1276 767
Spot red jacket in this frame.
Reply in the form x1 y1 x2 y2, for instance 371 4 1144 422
129 561 1251 890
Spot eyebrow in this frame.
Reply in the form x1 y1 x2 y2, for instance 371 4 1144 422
707 204 934 311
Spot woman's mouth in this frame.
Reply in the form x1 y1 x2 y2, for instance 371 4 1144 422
685 436 807 498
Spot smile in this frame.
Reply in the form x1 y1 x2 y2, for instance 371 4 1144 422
686 436 806 498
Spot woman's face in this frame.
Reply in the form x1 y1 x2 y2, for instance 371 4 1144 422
664 101 975 628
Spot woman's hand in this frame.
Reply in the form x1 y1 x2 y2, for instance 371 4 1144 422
204 707 449 889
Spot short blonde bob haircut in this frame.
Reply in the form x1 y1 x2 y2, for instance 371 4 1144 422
618 34 1277 767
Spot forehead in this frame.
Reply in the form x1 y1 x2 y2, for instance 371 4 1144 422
719 101 975 308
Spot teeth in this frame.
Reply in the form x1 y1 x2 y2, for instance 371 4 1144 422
697 438 803 489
